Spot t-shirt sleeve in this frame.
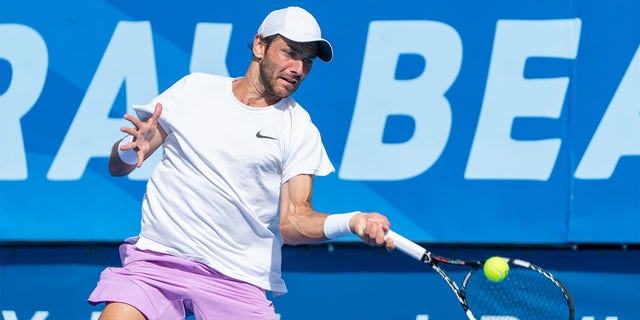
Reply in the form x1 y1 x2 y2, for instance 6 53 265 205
132 74 190 133
281 119 335 183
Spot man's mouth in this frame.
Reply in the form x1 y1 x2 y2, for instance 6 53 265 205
280 77 298 85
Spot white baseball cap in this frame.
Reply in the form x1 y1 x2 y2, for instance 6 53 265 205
257 7 333 62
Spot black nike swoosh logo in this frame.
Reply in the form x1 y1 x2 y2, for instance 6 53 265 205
256 130 277 140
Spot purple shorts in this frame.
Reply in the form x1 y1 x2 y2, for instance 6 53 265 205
88 243 277 320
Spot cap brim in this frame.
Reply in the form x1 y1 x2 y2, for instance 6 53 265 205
315 40 333 62
276 33 334 62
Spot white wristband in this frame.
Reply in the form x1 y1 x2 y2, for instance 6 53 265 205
323 211 360 239
117 135 138 165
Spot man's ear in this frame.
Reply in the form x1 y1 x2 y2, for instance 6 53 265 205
253 34 266 60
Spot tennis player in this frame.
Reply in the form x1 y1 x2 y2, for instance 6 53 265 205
88 6 395 320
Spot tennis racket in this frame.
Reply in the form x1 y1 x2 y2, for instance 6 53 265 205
386 230 575 320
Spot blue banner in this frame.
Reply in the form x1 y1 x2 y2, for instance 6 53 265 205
1 245 639 319
1 0 638 242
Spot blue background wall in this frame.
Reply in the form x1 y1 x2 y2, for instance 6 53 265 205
1 244 639 319
1 0 638 318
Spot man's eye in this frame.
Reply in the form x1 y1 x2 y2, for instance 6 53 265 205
303 58 314 65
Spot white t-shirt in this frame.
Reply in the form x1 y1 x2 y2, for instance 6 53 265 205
130 73 335 294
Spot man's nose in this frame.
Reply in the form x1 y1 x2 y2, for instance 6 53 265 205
289 59 304 75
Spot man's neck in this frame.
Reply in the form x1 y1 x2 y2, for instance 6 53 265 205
232 67 281 107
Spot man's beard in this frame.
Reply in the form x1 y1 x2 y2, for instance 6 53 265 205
258 56 298 100
259 64 280 99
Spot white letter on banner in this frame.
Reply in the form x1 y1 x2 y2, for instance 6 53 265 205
575 46 640 179
1 310 49 320
0 24 48 180
339 21 461 180
465 19 581 180
47 21 159 180
190 23 232 76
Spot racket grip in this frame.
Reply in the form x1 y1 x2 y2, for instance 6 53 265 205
385 230 427 261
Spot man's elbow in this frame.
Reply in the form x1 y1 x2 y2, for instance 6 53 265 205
279 221 326 245
279 225 297 245
279 223 308 245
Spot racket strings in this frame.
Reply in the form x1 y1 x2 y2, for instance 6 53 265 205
464 267 571 320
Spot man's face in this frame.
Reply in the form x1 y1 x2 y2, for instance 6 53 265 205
258 36 317 99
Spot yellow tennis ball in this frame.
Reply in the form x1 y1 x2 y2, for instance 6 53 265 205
484 256 509 282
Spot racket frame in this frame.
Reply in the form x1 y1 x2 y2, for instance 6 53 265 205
386 230 575 320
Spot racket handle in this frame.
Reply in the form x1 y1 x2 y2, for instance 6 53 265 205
385 230 427 261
